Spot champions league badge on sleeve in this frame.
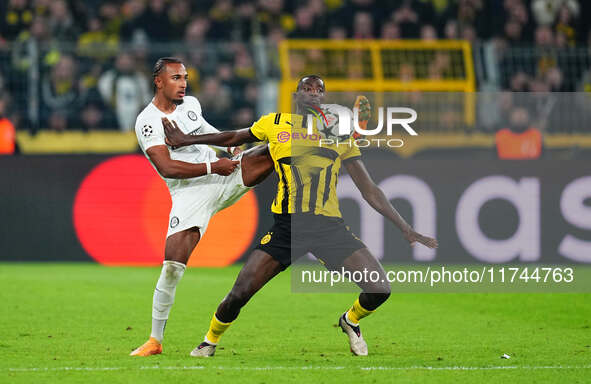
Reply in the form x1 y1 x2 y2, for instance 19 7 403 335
142 124 153 137
187 110 198 121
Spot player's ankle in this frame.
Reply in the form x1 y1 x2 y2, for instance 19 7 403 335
345 311 359 327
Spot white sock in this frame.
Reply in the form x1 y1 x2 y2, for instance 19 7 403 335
150 260 186 342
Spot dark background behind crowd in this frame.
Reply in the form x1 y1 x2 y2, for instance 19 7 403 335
0 0 590 135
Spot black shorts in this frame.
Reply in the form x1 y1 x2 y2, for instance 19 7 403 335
255 213 367 270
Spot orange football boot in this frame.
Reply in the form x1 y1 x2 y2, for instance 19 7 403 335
130 337 162 356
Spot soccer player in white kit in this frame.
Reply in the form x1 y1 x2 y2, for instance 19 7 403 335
130 57 273 356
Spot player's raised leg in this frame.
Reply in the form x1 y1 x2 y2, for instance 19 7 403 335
130 227 200 356
337 248 391 356
239 144 273 187
190 249 283 357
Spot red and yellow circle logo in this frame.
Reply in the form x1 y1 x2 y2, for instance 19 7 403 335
73 155 258 267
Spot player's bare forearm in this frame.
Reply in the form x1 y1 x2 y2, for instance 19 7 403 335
156 158 239 179
344 160 410 231
369 187 438 248
162 117 256 148
146 146 238 178
344 159 438 248
157 159 208 179
172 131 246 148
364 183 412 233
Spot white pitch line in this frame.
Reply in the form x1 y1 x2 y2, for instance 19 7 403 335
5 365 591 373
360 365 591 371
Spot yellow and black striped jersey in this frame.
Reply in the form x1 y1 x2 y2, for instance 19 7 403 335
249 112 361 217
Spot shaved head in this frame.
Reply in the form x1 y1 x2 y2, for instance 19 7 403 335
295 74 325 108
297 75 325 91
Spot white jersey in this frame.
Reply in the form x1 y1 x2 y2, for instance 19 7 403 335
135 96 223 194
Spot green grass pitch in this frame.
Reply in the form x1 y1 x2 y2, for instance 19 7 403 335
2 263 590 383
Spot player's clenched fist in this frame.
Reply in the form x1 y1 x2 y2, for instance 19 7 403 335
212 158 240 176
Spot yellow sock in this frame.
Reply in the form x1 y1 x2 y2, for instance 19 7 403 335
205 314 232 345
346 298 374 325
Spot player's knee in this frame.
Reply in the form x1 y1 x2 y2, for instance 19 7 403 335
244 179 256 188
365 280 390 296
162 260 186 287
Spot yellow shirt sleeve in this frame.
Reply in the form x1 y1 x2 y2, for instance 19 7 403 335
249 113 275 141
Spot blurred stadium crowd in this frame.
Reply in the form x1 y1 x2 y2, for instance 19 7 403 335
0 0 590 136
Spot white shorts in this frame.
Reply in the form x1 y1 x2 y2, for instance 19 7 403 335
166 156 252 237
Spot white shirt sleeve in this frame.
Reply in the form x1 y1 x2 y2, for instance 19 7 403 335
136 115 166 152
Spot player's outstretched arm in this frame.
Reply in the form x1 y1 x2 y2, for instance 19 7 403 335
344 158 438 249
163 117 257 148
146 145 239 178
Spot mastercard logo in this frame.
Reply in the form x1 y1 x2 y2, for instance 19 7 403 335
277 131 290 143
72 155 258 267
